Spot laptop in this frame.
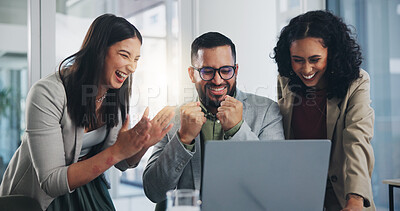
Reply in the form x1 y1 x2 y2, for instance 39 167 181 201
201 140 331 211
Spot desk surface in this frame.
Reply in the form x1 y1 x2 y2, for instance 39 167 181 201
383 179 400 186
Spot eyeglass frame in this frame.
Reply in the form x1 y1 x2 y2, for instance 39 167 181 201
191 65 237 81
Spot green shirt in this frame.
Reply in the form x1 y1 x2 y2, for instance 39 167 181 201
183 95 243 151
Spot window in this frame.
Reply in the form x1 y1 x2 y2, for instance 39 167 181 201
0 0 28 182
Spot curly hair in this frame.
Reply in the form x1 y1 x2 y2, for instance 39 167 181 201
273 10 362 99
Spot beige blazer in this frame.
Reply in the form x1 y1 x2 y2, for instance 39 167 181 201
277 69 375 210
0 73 133 210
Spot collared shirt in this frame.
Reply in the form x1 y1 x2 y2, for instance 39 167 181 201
183 92 243 151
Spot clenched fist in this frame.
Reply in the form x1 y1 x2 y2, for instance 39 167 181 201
178 102 207 144
216 95 243 131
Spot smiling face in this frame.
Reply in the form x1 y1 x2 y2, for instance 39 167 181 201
101 37 141 90
290 37 328 88
189 45 237 110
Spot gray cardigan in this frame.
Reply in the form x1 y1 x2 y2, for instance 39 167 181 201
143 89 285 203
0 73 133 210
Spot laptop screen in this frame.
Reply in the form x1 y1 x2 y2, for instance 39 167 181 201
201 140 331 211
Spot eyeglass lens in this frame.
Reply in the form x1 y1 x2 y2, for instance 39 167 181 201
200 66 235 81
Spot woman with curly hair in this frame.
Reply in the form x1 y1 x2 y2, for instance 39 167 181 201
273 10 375 211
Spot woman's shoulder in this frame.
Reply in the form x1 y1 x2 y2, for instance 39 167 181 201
277 75 291 90
349 69 370 90
277 75 291 100
277 74 290 84
343 69 371 100
30 72 65 95
358 69 370 80
27 72 66 108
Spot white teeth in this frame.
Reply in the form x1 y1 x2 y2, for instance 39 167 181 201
209 87 225 91
116 70 127 78
302 73 316 79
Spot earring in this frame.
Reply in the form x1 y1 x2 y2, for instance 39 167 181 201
289 71 294 75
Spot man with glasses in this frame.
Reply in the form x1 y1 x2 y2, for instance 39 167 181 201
143 32 284 210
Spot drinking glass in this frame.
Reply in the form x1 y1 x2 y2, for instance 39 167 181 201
166 189 201 211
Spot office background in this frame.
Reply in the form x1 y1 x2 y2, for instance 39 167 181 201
0 0 398 210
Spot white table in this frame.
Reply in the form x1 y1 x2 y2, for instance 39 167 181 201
382 179 400 211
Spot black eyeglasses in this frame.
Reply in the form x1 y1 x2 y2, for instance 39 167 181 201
192 65 236 81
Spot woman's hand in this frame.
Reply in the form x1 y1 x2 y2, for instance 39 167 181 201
341 195 364 211
146 106 175 148
113 108 152 161
67 107 175 190
68 109 152 190
113 106 175 166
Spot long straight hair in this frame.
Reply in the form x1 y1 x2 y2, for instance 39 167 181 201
59 14 142 129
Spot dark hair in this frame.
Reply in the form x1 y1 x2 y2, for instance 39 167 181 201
273 10 362 99
59 14 142 129
191 32 236 65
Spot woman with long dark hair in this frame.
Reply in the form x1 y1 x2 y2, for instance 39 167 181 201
273 10 375 211
0 14 174 210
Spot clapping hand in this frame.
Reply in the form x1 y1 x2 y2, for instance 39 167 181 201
114 108 151 160
146 106 175 148
114 106 175 161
